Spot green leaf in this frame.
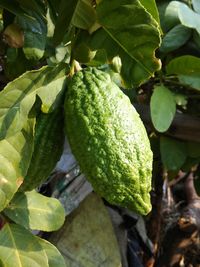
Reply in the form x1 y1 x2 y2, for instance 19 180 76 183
166 55 200 74
187 141 200 158
71 0 97 30
150 85 176 132
163 1 180 30
179 75 200 91
5 48 34 80
53 0 96 45
16 9 47 60
192 0 200 14
160 136 187 171
0 0 27 17
160 24 191 53
0 119 35 212
16 0 45 15
166 56 200 90
90 0 161 87
53 0 79 45
37 237 66 267
139 0 161 28
0 64 67 140
0 223 49 267
4 190 65 231
182 157 200 172
178 2 200 34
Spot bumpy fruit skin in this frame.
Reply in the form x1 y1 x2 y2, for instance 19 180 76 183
64 68 153 215
20 109 65 191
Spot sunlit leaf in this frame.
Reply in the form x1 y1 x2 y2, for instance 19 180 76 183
88 0 161 87
0 223 49 267
160 136 187 171
37 237 66 267
192 0 200 14
0 64 67 140
0 119 35 211
4 190 65 231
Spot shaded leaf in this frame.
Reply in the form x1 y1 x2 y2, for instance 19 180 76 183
16 0 45 15
160 24 191 53
16 9 47 60
0 223 48 267
0 0 27 17
187 141 200 158
166 55 200 75
4 190 65 231
0 119 35 212
0 64 67 140
5 48 34 80
160 136 187 171
174 93 187 107
71 0 97 30
37 237 66 267
166 56 200 90
150 85 176 132
179 75 200 91
181 157 200 172
48 193 122 266
53 0 78 45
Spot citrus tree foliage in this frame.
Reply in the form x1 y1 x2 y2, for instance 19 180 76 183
3 0 200 265
149 0 200 175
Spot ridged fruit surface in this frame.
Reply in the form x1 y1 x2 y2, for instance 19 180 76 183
64 68 153 215
21 109 65 191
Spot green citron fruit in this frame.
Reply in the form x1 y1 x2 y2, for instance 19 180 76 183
64 68 153 215
20 109 65 191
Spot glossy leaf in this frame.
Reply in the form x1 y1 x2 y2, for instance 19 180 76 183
0 223 49 267
160 136 187 171
160 24 191 53
166 56 200 90
0 64 67 140
192 0 200 14
89 0 162 87
167 56 200 75
37 237 66 267
178 2 200 34
179 75 200 91
0 119 35 212
4 190 65 231
150 85 176 132
16 9 47 60
164 1 200 34
164 1 180 30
